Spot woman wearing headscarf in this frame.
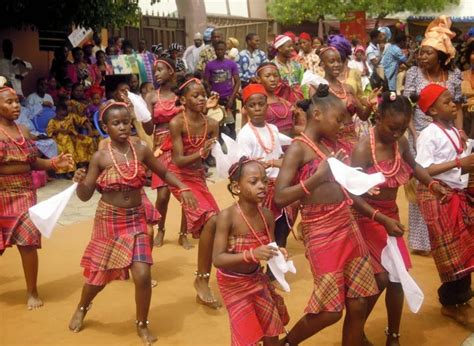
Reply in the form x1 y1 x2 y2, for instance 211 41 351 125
403 15 464 255
378 26 392 55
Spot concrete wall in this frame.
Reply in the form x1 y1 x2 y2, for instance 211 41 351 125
0 28 53 97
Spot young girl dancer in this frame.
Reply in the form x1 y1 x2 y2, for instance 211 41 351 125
351 92 446 345
213 157 289 345
168 76 221 308
145 58 182 248
237 84 290 252
415 84 474 326
274 85 404 345
0 82 73 309
68 102 196 344
256 62 306 138
319 47 376 149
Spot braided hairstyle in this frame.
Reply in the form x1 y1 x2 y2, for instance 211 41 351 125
296 84 345 118
378 91 418 120
227 156 264 197
100 101 129 123
173 74 203 106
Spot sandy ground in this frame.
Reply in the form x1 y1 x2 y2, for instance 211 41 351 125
0 179 473 346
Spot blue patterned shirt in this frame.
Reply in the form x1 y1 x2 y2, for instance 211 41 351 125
235 49 268 84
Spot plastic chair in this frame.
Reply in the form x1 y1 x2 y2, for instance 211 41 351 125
33 107 56 134
93 110 108 138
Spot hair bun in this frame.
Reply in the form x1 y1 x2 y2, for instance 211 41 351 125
381 91 396 103
408 93 420 104
0 76 7 88
316 84 330 98
296 99 311 112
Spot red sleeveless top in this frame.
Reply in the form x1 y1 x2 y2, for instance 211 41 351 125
96 161 147 193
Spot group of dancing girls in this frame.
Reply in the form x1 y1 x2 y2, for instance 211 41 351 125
1 53 473 346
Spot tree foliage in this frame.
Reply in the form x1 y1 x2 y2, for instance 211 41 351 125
1 0 142 30
267 0 460 24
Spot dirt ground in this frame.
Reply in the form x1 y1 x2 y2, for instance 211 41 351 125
0 180 472 345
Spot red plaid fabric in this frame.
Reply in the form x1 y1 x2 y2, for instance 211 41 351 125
355 199 412 274
0 173 41 252
141 190 160 225
217 268 288 346
81 200 153 286
417 183 474 282
336 122 357 153
262 179 284 220
0 138 38 164
151 130 172 189
300 203 378 313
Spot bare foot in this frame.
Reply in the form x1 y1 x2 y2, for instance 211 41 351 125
27 292 43 310
137 324 158 345
194 277 221 309
178 234 194 250
68 306 89 333
363 333 374 346
151 279 158 288
441 304 474 326
153 230 165 248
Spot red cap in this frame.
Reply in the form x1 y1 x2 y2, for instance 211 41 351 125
242 84 268 104
418 84 448 113
283 31 296 42
299 32 311 41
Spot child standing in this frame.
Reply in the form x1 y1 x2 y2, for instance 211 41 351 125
46 102 95 176
168 76 221 308
415 84 474 325
204 40 241 139
274 85 403 345
68 102 196 344
237 84 290 250
145 58 182 248
0 83 73 309
351 92 446 345
213 158 289 345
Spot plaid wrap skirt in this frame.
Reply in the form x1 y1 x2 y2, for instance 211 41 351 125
216 268 288 346
301 202 378 313
141 189 160 225
417 183 474 282
0 173 41 252
80 200 153 286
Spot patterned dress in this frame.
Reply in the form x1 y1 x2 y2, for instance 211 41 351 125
403 66 462 251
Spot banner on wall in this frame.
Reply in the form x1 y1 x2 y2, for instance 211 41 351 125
340 11 368 43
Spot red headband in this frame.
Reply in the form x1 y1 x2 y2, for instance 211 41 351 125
99 101 128 121
299 32 311 41
418 84 448 113
178 78 201 91
242 84 268 104
0 86 17 95
154 59 175 71
256 64 278 74
319 46 337 58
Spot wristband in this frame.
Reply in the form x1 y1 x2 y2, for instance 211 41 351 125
300 179 311 195
371 209 380 221
50 157 59 171
455 157 462 169
177 188 191 195
242 250 251 263
249 248 258 263
428 180 440 194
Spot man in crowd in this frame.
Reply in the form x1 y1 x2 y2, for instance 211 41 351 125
196 29 223 72
0 39 32 98
184 33 205 74
235 33 268 88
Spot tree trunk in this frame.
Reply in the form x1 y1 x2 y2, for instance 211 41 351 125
176 0 206 46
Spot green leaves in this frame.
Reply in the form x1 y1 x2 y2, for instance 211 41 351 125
267 0 460 24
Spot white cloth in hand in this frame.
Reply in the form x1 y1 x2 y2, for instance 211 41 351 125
381 236 424 313
266 242 296 292
327 157 385 195
29 183 78 239
127 91 151 122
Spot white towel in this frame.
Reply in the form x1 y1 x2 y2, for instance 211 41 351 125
266 242 296 292
127 91 151 122
327 157 385 195
381 236 424 313
28 183 78 239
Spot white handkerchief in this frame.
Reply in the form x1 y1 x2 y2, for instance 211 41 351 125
301 70 328 87
266 242 296 292
381 237 424 313
29 183 78 239
127 91 151 122
327 158 385 195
